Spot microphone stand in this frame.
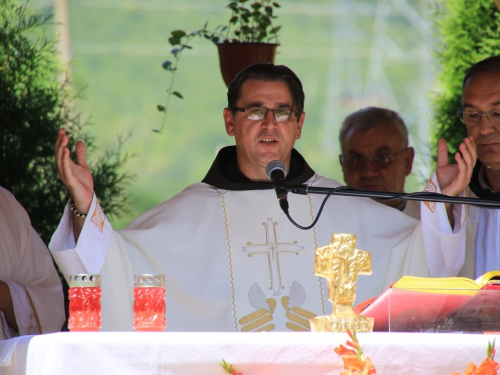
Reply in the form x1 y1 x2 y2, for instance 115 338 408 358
289 185 500 209
283 184 500 230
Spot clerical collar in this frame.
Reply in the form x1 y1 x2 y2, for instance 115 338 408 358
477 164 496 192
202 145 316 191
469 161 500 199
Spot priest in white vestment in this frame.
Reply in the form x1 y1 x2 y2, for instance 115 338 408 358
50 63 476 332
0 187 65 339
453 56 500 279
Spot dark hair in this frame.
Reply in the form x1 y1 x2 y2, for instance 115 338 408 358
339 107 409 148
463 55 500 87
227 63 305 114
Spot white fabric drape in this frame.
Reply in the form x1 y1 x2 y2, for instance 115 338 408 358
0 187 65 339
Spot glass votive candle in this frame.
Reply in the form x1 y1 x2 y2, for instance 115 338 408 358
68 274 102 332
133 274 167 331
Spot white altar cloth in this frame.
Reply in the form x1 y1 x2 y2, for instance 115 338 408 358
0 332 497 375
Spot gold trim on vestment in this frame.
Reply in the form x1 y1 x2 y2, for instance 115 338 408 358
240 314 273 332
307 181 326 316
220 192 239 331
256 323 275 332
219 177 326 331
286 322 309 331
239 308 267 325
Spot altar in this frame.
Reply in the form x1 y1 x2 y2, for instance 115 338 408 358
0 331 497 374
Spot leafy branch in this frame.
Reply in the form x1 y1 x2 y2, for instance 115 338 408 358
153 23 227 134
154 0 281 134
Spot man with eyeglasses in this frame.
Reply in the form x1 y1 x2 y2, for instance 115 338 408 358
339 107 419 220
456 55 500 278
50 63 475 332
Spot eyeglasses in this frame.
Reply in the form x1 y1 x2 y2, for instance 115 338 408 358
340 148 408 172
234 107 300 123
457 110 500 127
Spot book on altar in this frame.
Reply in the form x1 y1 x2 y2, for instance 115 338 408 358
356 271 500 333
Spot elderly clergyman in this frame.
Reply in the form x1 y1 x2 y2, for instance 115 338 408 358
339 107 419 220
456 55 500 278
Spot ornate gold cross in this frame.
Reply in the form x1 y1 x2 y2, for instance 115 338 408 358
310 233 374 332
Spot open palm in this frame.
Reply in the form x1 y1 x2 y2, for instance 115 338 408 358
436 137 476 197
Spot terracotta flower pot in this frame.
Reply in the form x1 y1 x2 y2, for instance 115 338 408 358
217 43 279 87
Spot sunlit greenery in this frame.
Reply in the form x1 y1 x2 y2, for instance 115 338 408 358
431 0 500 162
0 0 132 243
27 0 436 228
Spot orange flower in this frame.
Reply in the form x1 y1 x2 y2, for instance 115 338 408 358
451 340 499 375
334 330 377 375
471 358 499 375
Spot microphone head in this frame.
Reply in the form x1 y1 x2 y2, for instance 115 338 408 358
266 160 288 180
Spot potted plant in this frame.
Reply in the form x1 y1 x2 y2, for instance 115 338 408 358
155 0 281 133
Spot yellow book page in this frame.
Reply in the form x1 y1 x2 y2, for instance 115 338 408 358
393 275 480 295
393 271 500 293
475 270 500 286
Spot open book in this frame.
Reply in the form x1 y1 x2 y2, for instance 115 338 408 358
356 271 500 332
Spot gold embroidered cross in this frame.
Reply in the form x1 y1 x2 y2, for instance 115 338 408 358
243 218 304 295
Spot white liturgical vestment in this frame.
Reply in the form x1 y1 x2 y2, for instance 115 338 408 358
0 187 64 339
50 147 465 332
458 162 500 278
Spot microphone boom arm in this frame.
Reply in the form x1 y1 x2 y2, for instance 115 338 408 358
289 185 500 209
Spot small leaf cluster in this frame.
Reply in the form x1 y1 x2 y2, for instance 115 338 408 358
225 0 281 44
155 0 281 134
487 339 496 361
430 0 500 164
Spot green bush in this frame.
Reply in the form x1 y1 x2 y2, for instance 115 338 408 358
0 0 132 244
431 0 500 163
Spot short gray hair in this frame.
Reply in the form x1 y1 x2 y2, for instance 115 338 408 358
339 107 409 149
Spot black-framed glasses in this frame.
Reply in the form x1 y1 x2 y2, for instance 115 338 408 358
457 110 500 127
234 107 300 123
340 148 408 172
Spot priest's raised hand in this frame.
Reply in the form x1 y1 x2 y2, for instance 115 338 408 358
48 63 470 332
436 136 476 197
435 136 477 228
54 128 94 240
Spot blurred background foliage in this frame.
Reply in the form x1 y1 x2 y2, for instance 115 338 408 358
431 0 500 163
0 0 132 243
8 0 485 231
39 0 438 229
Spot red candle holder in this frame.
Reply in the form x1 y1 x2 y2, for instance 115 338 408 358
133 274 167 331
68 274 102 332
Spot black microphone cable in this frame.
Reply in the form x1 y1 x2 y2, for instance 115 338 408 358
266 160 334 230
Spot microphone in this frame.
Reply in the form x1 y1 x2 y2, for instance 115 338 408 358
266 160 289 214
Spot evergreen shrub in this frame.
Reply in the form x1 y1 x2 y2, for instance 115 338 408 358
431 0 500 163
0 0 132 244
